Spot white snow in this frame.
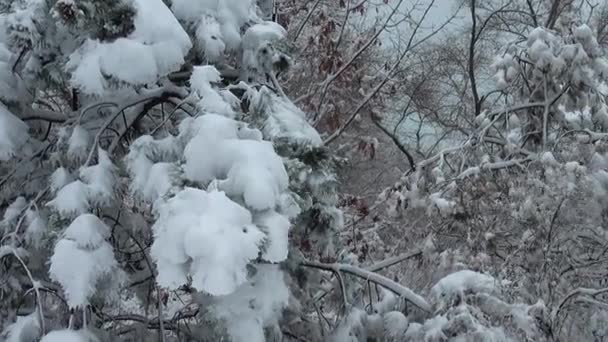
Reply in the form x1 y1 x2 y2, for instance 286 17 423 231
190 66 236 117
195 15 226 61
241 22 287 75
150 188 265 295
49 214 119 308
24 209 46 248
67 0 192 95
431 270 497 302
171 0 256 51
62 214 110 249
2 311 40 342
0 103 29 161
248 87 323 145
46 180 90 217
141 162 179 202
67 125 90 161
183 116 288 210
211 264 289 342
383 311 408 338
47 150 116 216
50 167 73 192
254 210 290 262
124 135 179 202
78 148 115 207
2 196 26 225
40 330 91 342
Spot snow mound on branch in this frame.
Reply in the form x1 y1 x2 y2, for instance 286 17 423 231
67 0 191 95
24 209 46 248
47 149 116 217
126 135 183 203
182 111 287 211
248 86 322 146
172 0 256 51
150 188 265 295
241 22 287 75
62 214 110 249
211 264 289 342
79 149 116 207
190 66 236 117
1 196 26 226
50 167 73 192
431 270 497 302
254 210 290 262
46 180 90 216
2 310 40 342
383 311 408 338
185 137 288 210
67 125 90 162
195 15 225 61
49 214 119 308
0 104 29 161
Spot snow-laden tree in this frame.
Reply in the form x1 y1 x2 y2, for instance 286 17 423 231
0 0 349 340
341 2 608 340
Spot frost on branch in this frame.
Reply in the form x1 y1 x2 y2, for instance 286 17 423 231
49 214 122 308
150 188 265 295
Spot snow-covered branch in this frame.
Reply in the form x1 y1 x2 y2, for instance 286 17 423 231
301 259 431 312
